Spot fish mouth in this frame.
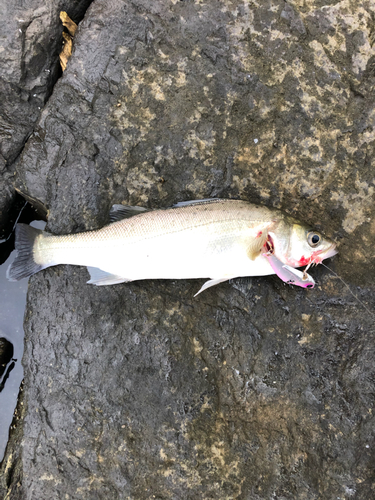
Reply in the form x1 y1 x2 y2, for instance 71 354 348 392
316 243 338 263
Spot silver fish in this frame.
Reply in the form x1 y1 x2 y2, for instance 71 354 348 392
7 199 337 295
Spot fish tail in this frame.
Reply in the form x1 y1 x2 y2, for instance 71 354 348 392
6 224 46 281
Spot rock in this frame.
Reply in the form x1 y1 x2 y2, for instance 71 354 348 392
1 0 375 498
0 0 93 234
0 0 92 165
0 169 15 240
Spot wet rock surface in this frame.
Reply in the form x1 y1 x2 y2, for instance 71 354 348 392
0 171 14 239
0 0 92 164
0 0 92 234
1 0 375 498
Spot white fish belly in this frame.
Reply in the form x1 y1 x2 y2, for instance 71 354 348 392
87 227 274 280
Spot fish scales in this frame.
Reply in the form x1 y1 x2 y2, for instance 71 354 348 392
100 200 277 242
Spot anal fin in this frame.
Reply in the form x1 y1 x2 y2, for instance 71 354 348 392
87 267 132 286
194 277 232 297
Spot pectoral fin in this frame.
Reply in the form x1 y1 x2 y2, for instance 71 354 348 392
194 277 232 297
247 230 269 260
87 267 132 286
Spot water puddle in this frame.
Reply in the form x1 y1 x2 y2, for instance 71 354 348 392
0 199 45 462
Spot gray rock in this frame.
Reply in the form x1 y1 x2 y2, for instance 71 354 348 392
0 169 14 239
1 0 375 499
0 0 92 233
0 0 92 164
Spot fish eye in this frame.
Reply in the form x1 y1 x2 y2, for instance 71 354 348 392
307 231 321 247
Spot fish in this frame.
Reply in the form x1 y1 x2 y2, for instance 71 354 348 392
6 198 337 296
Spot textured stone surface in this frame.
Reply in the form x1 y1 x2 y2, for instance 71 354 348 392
0 171 14 239
0 0 92 238
1 0 375 498
0 0 92 164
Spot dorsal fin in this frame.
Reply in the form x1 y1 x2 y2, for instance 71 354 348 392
109 204 150 223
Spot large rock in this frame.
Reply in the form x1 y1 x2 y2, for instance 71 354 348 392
1 0 375 498
0 169 14 239
0 0 92 163
0 0 92 236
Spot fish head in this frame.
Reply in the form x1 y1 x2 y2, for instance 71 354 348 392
270 220 337 268
285 223 337 268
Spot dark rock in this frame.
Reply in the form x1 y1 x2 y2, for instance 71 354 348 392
0 170 15 239
0 0 93 234
0 0 92 166
1 0 375 499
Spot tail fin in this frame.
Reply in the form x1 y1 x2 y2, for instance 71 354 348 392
6 224 45 281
